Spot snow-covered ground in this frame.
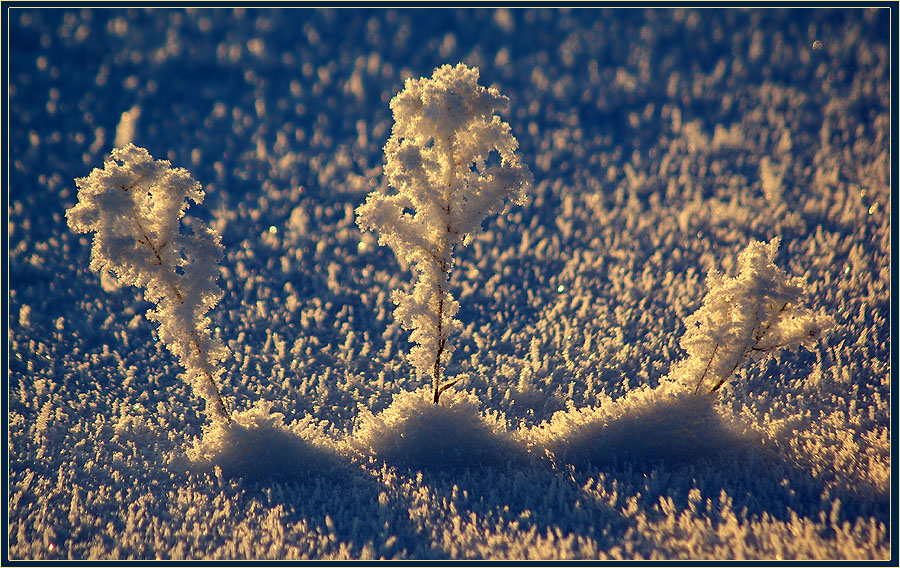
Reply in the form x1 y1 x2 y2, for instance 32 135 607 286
7 7 892 560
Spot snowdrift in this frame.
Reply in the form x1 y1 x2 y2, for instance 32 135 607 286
183 402 343 481
524 381 764 468
350 387 526 470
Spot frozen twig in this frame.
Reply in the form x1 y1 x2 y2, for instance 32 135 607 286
356 63 533 404
67 144 231 423
676 238 834 394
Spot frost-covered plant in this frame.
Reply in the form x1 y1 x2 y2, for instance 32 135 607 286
675 238 834 394
356 63 533 404
67 144 231 423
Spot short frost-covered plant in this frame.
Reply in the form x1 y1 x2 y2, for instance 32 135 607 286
675 238 834 394
67 144 231 423
357 63 533 404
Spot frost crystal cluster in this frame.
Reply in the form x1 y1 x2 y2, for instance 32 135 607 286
67 144 231 423
675 238 835 394
357 63 533 404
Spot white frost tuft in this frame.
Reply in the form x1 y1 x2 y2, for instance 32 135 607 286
356 63 532 403
67 144 231 422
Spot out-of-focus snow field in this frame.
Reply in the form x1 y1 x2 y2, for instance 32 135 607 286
7 8 892 560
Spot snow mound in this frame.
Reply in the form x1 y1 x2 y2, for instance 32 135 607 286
526 382 761 468
351 387 525 470
182 402 341 481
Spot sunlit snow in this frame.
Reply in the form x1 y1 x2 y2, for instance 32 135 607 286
8 7 892 560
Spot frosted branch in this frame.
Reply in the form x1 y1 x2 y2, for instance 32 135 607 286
67 144 232 424
676 238 835 394
356 63 533 404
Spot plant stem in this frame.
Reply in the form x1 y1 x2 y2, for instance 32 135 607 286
433 285 445 404
694 342 720 394
709 350 746 393
707 303 789 394
432 136 455 404
126 182 232 423
188 330 232 423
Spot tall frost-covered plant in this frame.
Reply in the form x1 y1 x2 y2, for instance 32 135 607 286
675 238 834 394
357 63 533 404
67 144 232 423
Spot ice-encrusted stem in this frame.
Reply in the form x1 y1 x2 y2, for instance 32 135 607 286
67 144 232 424
355 63 533 405
429 136 457 404
131 211 232 423
677 239 834 395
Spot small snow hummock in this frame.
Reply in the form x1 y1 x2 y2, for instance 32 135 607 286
350 387 526 470
182 401 342 481
523 381 762 469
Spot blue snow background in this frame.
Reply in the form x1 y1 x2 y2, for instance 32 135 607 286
7 7 893 560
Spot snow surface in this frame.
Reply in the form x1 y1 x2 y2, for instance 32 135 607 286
7 7 892 560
